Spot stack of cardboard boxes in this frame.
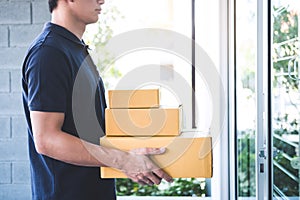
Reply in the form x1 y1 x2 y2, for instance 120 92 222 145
100 89 213 178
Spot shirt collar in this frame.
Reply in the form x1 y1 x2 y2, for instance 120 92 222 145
43 22 86 47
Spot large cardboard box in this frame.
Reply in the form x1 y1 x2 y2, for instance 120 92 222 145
105 106 182 136
100 133 212 178
108 89 160 109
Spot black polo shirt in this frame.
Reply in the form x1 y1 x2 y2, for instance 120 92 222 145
22 22 116 200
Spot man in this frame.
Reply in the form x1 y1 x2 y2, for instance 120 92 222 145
22 0 173 199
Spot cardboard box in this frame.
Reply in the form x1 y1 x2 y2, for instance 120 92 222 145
105 106 182 136
100 133 212 178
108 89 160 109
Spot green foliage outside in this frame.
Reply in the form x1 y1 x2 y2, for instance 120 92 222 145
238 130 256 197
273 6 299 90
238 126 299 197
272 4 299 197
273 115 299 196
116 178 206 197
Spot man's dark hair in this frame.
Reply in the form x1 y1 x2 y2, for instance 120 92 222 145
48 0 58 13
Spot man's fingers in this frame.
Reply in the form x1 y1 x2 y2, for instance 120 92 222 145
126 172 163 186
127 174 148 185
144 172 162 185
124 148 173 185
130 147 166 155
137 173 154 186
153 169 173 183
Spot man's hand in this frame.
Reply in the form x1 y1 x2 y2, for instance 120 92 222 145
30 111 172 185
121 147 173 186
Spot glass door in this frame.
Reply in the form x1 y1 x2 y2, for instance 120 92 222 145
271 0 300 199
235 0 258 199
235 0 269 199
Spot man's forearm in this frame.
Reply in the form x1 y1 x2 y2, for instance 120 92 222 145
30 111 173 185
35 129 128 168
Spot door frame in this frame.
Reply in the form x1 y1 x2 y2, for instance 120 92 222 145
229 0 272 199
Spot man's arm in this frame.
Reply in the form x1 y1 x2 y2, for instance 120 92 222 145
30 111 173 185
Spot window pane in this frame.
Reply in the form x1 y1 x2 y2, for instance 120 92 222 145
236 0 257 197
272 0 300 198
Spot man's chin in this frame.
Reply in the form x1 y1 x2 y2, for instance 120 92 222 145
87 17 99 25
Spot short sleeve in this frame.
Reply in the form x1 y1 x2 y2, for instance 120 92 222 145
25 46 71 113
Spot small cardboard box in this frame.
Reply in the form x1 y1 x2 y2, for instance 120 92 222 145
105 106 182 136
100 133 212 178
108 89 160 109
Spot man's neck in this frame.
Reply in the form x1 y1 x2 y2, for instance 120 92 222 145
51 11 86 40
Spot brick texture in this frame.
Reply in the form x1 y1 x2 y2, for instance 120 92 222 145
0 94 23 115
0 26 8 47
0 3 31 25
0 1 48 198
0 139 29 161
0 185 31 200
12 116 27 138
12 162 31 184
32 1 51 24
0 117 10 138
0 70 10 92
0 162 11 184
10 24 44 47
10 70 22 93
0 48 27 69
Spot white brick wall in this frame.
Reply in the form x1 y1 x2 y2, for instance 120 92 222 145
0 26 8 47
0 117 10 138
0 163 11 184
0 3 31 25
0 71 10 92
32 1 51 24
0 48 28 69
0 1 50 199
10 24 43 47
10 70 22 93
